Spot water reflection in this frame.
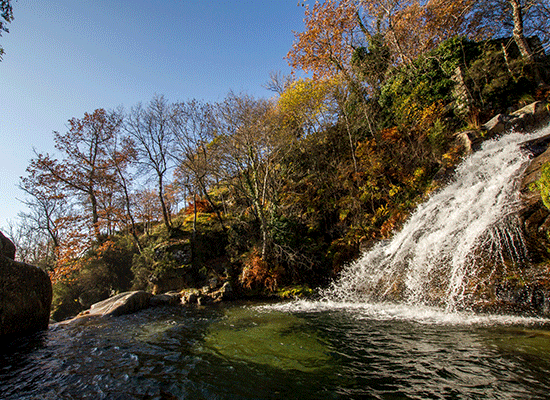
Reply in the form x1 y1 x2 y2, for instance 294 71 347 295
202 306 333 373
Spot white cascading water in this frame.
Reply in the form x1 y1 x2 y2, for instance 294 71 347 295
323 127 550 312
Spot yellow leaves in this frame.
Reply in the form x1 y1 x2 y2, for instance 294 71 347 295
277 77 338 134
389 184 400 197
339 208 350 221
355 139 384 177
413 166 425 180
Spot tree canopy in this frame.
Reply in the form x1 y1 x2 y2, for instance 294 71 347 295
0 0 14 60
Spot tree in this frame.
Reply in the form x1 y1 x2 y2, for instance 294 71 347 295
359 0 489 64
104 130 142 251
133 188 163 235
0 0 13 61
171 99 226 233
3 218 55 267
277 77 339 137
263 71 294 95
288 0 493 78
19 162 67 257
287 0 362 81
20 156 92 281
126 95 174 231
215 93 288 260
507 0 547 84
30 109 124 242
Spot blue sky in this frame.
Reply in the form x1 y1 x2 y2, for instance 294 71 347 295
0 0 307 230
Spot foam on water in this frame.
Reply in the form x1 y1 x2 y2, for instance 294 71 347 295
321 126 550 312
262 126 550 326
259 299 550 326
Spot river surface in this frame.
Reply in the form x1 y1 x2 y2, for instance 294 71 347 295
2 301 550 399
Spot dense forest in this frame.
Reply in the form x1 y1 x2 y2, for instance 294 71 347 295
5 0 550 320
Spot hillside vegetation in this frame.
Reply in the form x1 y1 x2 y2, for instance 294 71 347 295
9 1 550 320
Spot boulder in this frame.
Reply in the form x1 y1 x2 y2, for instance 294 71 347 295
215 281 234 301
149 291 181 307
508 101 550 132
482 113 507 136
180 281 234 305
510 101 549 119
80 291 152 318
455 129 483 153
0 232 52 338
0 231 16 260
479 101 549 138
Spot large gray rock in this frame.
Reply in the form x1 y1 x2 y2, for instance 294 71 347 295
0 232 52 338
81 291 153 318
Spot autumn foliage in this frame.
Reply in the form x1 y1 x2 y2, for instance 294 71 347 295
17 0 550 310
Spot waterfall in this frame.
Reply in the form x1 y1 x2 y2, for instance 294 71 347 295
324 128 550 311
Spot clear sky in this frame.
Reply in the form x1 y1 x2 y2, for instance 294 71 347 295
0 0 307 231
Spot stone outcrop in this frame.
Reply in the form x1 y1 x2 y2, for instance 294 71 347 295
519 133 550 258
149 291 181 307
456 101 550 154
464 103 550 316
149 239 196 294
0 231 16 260
77 291 153 318
0 232 52 338
62 280 235 324
180 281 234 305
487 128 550 316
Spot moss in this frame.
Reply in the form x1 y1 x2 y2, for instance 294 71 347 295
276 285 315 299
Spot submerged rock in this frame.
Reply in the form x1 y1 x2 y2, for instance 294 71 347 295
0 232 52 339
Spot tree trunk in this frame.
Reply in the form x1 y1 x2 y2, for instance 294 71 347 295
89 189 101 241
118 171 142 252
158 175 171 231
510 0 544 84
198 176 227 233
510 0 533 60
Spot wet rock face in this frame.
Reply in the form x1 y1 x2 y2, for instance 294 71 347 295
0 232 52 339
519 134 550 261
494 281 550 315
501 131 550 316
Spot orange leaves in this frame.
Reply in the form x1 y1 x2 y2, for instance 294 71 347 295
380 126 401 143
183 198 213 215
239 248 283 292
49 217 90 284
379 210 407 239
287 0 360 79
289 0 493 78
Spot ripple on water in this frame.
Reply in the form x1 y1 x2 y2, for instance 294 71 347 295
1 303 550 399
